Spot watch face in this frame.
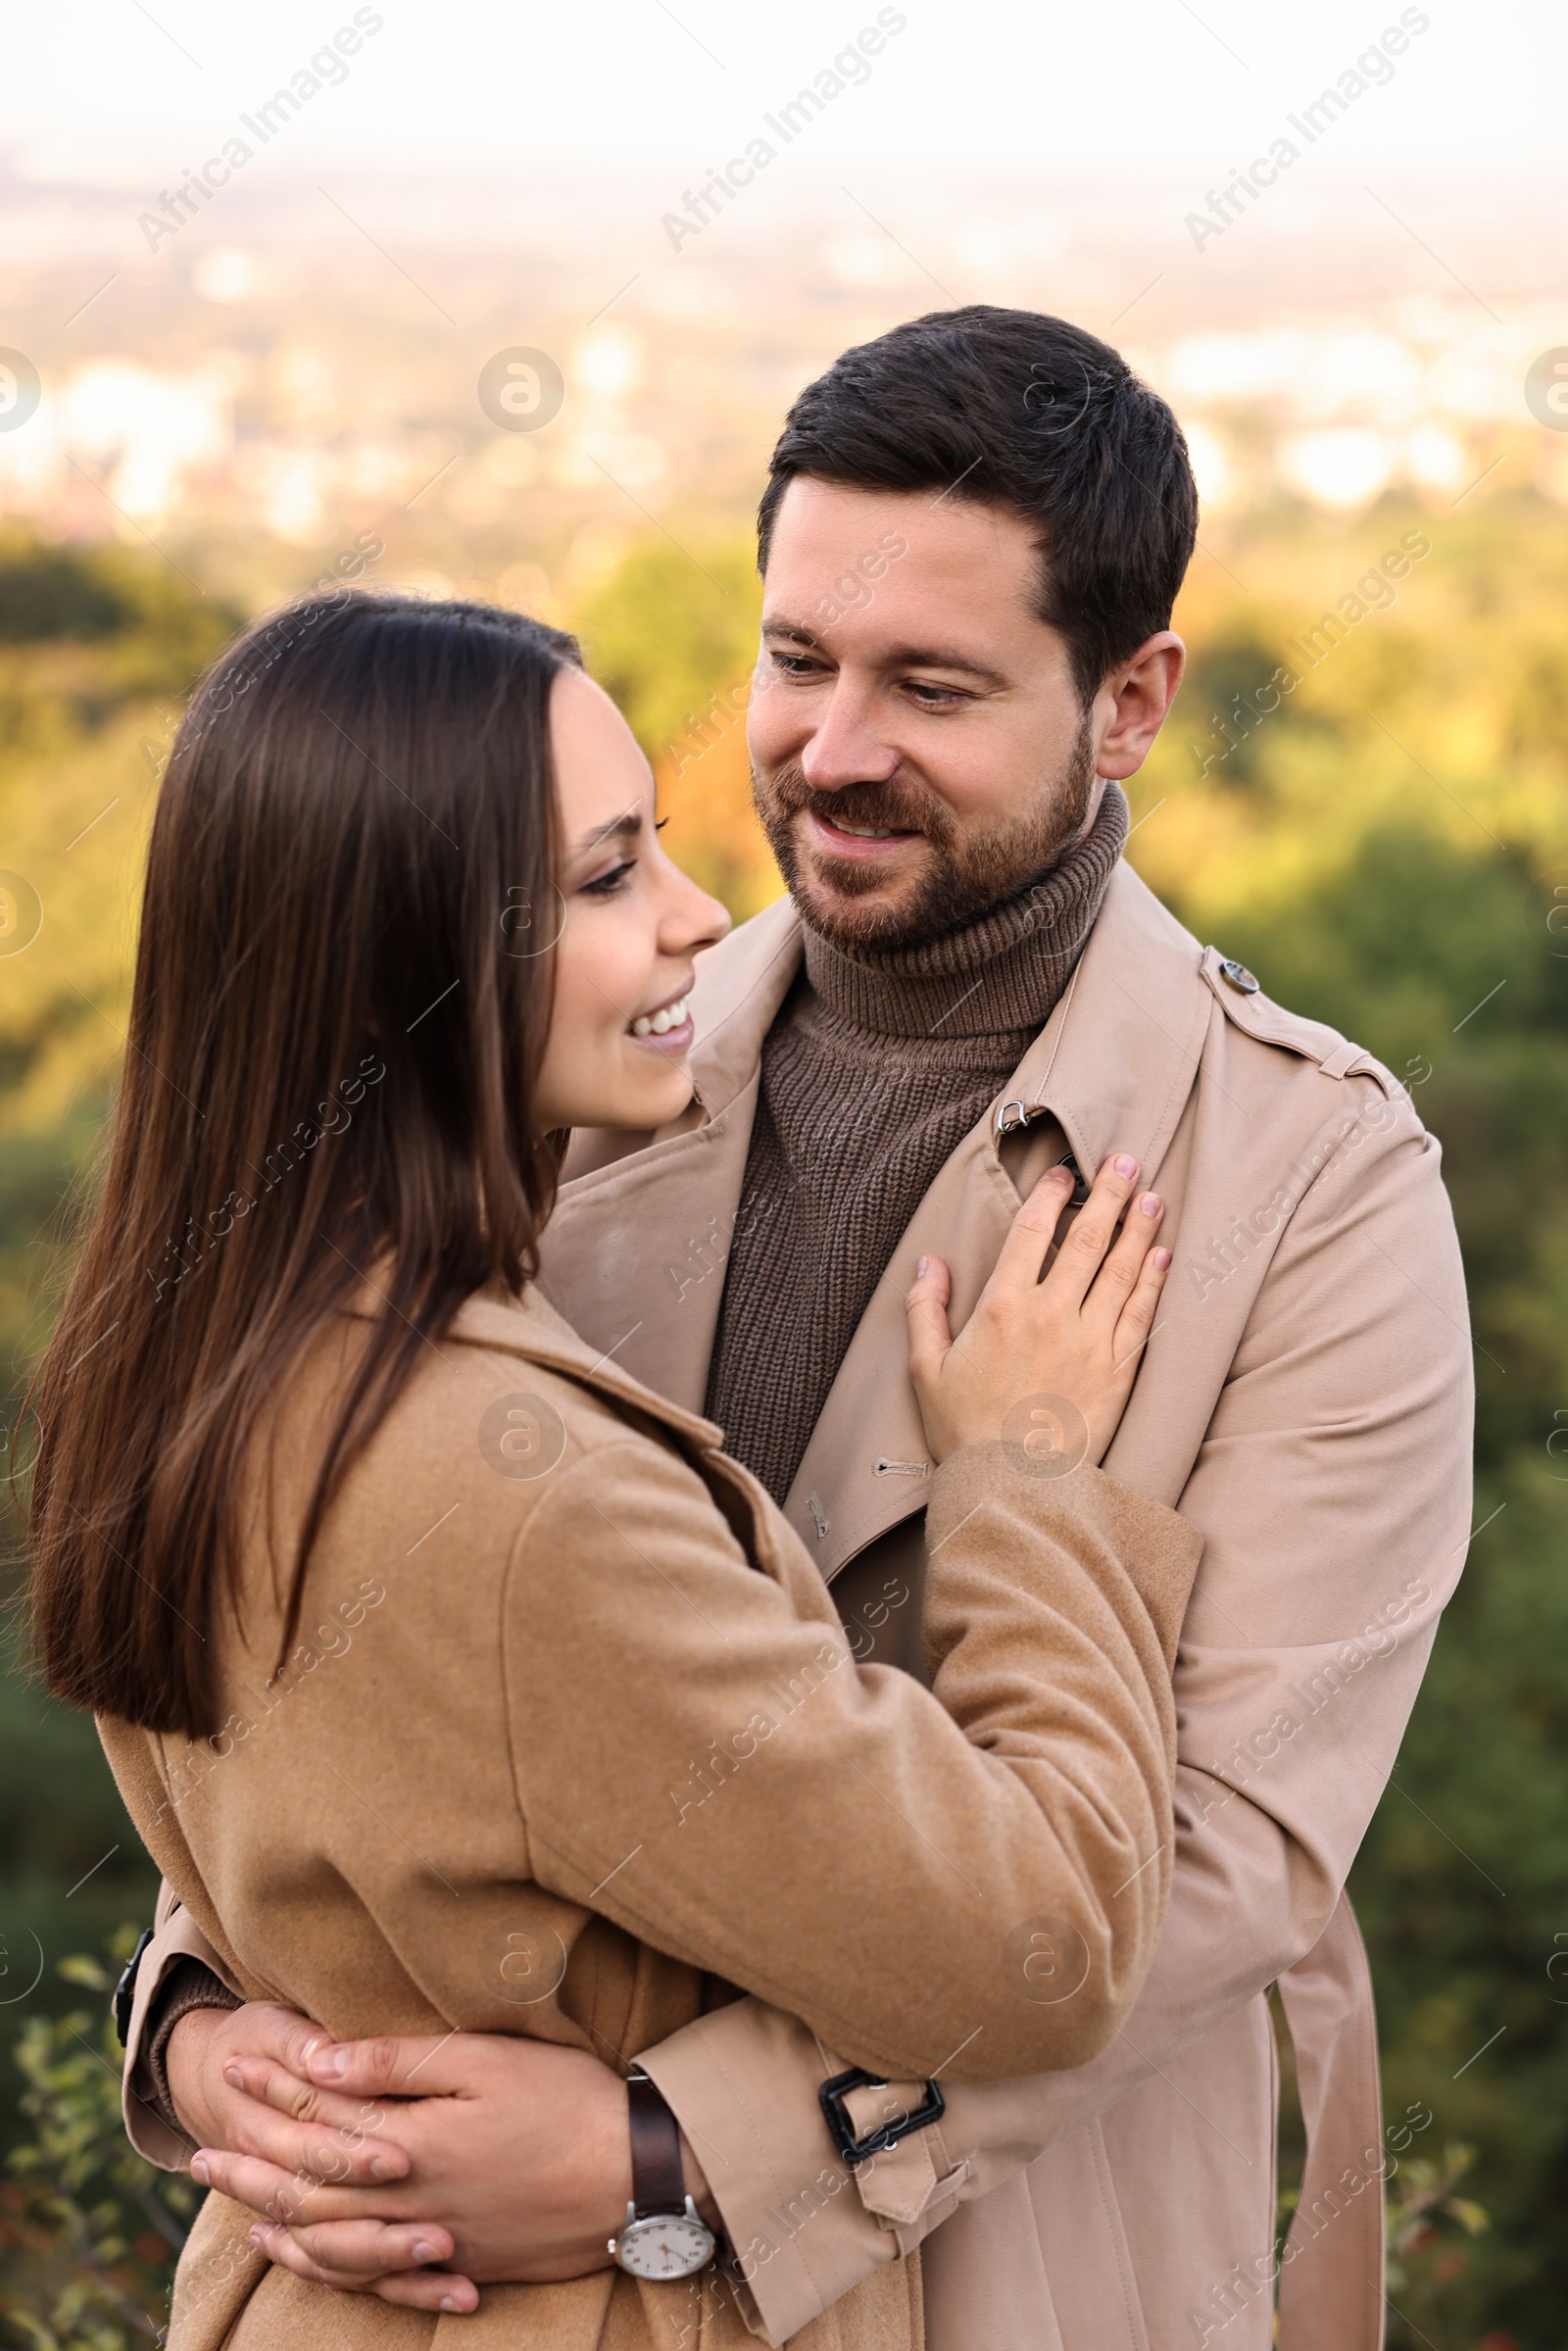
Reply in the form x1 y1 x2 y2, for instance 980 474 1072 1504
613 2212 714 2279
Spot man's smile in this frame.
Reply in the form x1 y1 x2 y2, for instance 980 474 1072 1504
808 808 923 862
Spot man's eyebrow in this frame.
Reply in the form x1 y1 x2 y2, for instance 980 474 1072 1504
568 808 643 858
761 621 825 650
882 643 1009 685
760 618 1007 685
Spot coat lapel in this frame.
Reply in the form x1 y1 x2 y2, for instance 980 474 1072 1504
537 898 802 1413
780 864 1210 1579
539 859 1210 1576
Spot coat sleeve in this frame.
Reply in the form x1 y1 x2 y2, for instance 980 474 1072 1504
115 1445 1198 2171
113 1880 239 2167
503 1443 1200 2086
638 1101 1474 2347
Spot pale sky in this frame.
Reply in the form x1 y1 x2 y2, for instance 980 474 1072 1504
6 0 1565 196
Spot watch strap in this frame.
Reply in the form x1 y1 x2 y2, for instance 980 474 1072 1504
626 2067 686 2218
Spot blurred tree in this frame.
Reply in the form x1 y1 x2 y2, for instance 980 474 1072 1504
0 535 127 645
572 535 783 920
0 534 232 2184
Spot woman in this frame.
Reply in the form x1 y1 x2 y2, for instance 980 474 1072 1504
28 592 1196 2350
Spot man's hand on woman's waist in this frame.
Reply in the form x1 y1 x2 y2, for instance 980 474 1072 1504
168 2003 708 2307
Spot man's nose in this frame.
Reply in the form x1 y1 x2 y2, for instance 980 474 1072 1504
800 682 900 792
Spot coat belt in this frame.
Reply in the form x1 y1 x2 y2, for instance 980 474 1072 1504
1276 1892 1387 2351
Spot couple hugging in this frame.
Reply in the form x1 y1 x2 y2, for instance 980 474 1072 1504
27 307 1471 2351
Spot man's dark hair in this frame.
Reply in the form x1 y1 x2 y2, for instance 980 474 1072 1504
758 305 1198 704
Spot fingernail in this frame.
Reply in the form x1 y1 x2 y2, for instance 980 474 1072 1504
1139 1192 1161 1216
1113 1154 1138 1178
311 2047 347 2082
222 2064 244 2088
439 2297 463 2313
1153 1248 1172 1269
370 2154 400 2180
916 1254 929 1277
190 2154 210 2185
413 2240 440 2265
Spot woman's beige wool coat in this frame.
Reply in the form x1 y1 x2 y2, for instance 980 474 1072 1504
101 1282 1201 2351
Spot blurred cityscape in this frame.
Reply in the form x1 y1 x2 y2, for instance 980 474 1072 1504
2 159 1564 614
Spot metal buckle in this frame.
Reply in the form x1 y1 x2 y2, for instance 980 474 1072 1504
113 1928 153 2049
818 2066 946 2167
1057 1152 1091 1206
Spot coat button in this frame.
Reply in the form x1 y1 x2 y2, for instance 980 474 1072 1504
1219 957 1260 993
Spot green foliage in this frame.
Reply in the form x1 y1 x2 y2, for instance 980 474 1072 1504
570 535 779 915
1 1932 194 2349
0 532 217 2193
0 536 126 645
0 530 241 722
1385 2143 1492 2324
572 535 761 765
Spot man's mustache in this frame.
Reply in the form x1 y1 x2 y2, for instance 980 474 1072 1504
762 764 954 845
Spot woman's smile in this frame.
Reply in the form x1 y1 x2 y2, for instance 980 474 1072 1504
628 985 694 1052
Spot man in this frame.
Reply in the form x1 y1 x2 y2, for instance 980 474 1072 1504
119 308 1472 2351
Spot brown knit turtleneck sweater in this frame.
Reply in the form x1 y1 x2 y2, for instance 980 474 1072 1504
705 784 1129 1502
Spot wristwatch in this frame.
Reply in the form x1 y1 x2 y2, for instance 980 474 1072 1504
609 2067 716 2279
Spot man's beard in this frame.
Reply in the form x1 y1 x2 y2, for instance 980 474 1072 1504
752 712 1099 953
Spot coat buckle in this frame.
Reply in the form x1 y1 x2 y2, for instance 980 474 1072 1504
818 2066 946 2167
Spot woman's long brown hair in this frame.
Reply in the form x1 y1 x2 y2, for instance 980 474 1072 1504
26 590 580 1736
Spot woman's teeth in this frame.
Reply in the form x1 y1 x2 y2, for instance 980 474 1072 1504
631 995 690 1038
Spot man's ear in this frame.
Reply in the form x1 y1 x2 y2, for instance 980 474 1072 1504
1093 633 1186 782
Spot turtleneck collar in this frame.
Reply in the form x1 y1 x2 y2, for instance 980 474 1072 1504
797 782 1129 1044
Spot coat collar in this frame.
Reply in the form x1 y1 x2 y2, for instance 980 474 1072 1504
538 861 1211 1577
673 860 1207 1174
776 862 1208 1571
443 1284 728 1456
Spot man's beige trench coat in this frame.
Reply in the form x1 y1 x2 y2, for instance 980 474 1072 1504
544 861 1473 2351
122 859 1472 2351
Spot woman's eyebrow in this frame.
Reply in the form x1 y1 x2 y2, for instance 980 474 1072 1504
569 808 643 858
